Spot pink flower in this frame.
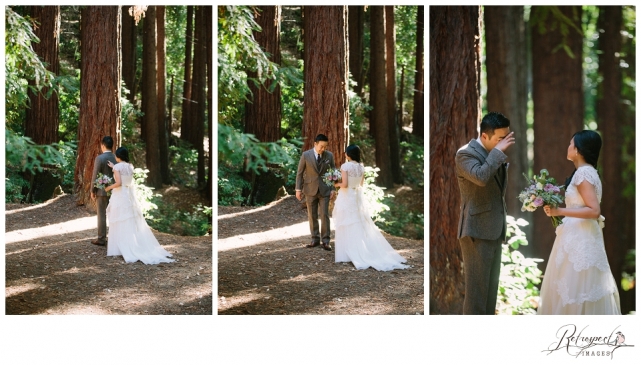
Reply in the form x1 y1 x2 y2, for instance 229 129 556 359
533 197 544 207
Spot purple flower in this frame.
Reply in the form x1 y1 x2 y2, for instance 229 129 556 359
544 183 554 192
533 197 544 207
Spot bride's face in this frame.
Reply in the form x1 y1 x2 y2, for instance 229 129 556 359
567 138 577 161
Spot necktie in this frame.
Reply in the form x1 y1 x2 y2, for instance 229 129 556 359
317 153 321 166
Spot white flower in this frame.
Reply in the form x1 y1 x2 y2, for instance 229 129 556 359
598 215 605 229
536 182 543 190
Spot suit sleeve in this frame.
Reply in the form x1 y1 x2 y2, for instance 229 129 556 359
295 152 306 191
455 148 506 187
328 152 336 170
91 154 101 193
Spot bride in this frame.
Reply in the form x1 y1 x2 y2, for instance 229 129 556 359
538 130 620 314
332 145 409 271
104 147 175 265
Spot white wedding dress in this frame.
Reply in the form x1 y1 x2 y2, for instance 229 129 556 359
332 161 409 271
537 165 620 314
106 163 175 265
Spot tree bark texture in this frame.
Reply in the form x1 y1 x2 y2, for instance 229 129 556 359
429 6 481 314
348 6 365 97
531 6 584 268
26 5 61 145
157 6 170 184
142 6 162 188
76 6 122 207
244 6 282 143
370 6 393 188
302 6 349 166
180 5 194 142
412 5 425 139
484 6 530 241
386 6 402 184
191 6 207 187
122 5 137 102
597 5 625 307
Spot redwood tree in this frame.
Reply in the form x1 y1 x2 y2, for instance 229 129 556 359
25 6 60 145
190 6 207 187
596 5 624 306
484 6 529 240
75 6 121 207
142 6 162 188
157 5 170 184
412 5 424 139
122 5 137 102
370 6 393 188
531 6 584 267
348 5 365 97
302 6 349 166
244 6 282 143
429 6 481 314
205 6 213 203
386 6 402 183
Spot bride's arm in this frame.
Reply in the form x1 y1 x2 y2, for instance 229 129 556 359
105 170 122 192
544 180 601 219
334 169 349 188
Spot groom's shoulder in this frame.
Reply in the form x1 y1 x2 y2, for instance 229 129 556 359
456 140 475 155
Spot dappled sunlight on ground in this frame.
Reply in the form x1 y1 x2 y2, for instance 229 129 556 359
5 216 97 243
218 221 310 251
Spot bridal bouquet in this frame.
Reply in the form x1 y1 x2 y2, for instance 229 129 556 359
518 169 565 227
94 173 114 196
322 168 342 187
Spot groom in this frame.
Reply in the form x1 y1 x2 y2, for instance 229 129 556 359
296 134 336 251
90 136 117 246
455 112 515 315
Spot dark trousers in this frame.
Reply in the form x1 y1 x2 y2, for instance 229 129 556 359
459 235 503 315
305 191 330 244
96 195 109 243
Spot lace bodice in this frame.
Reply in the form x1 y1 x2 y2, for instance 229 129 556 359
341 161 364 189
564 165 602 209
113 163 134 186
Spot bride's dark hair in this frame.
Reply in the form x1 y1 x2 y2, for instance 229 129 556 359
345 144 361 163
564 130 601 187
115 147 130 163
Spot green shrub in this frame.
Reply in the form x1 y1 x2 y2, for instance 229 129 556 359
496 216 543 315
5 172 30 203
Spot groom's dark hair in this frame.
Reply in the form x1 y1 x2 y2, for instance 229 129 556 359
101 136 114 149
480 112 510 138
315 134 329 143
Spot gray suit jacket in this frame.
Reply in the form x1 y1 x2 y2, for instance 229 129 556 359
91 151 117 196
296 149 336 197
455 139 508 241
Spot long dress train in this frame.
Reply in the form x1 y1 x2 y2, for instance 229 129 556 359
106 163 175 265
332 161 409 271
537 165 620 315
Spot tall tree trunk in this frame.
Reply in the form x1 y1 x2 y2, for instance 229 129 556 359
399 65 405 132
190 6 207 187
157 5 170 184
386 6 402 184
429 6 481 315
531 6 584 268
142 6 162 188
597 5 624 310
412 5 425 139
168 74 175 139
244 6 282 143
180 6 194 142
205 6 213 203
348 5 364 97
302 6 349 166
484 6 530 242
26 5 60 145
370 6 393 188
122 5 137 102
75 6 121 207
24 6 62 203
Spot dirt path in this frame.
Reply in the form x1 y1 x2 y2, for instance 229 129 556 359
5 194 212 315
218 196 424 314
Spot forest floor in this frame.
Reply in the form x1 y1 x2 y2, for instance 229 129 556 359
5 191 212 315
217 191 424 315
